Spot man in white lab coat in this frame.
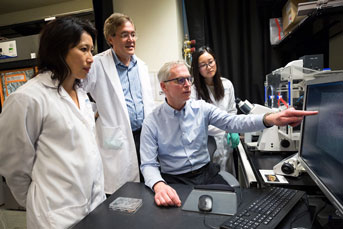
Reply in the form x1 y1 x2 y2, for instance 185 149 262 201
83 13 154 195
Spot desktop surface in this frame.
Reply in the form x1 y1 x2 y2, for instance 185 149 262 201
242 144 317 191
72 182 312 229
72 182 227 229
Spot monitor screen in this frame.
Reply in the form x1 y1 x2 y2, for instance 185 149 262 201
299 74 343 215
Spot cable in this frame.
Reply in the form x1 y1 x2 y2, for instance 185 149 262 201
289 197 310 229
310 200 327 229
236 188 243 210
202 213 218 229
289 210 310 229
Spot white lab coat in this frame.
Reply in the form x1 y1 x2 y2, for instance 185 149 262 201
0 72 105 229
83 49 155 194
191 77 237 172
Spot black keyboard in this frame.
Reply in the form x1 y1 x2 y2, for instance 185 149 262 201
220 187 305 229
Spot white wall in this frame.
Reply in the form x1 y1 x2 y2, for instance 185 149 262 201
0 0 184 103
113 0 184 72
113 0 184 103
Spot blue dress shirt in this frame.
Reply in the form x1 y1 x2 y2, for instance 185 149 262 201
112 50 144 131
140 99 266 189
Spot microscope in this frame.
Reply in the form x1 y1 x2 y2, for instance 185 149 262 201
236 98 298 152
273 153 305 177
237 98 305 177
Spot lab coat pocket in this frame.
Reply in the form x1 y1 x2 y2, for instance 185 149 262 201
47 201 88 229
99 125 125 150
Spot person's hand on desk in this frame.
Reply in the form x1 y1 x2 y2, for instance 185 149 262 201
263 108 318 127
153 181 182 207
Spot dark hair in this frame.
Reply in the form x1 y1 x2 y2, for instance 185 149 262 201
191 46 224 103
37 17 96 91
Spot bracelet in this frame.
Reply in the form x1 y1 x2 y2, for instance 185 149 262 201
263 112 274 128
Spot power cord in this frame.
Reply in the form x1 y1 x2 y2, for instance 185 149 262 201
310 200 327 228
289 210 311 229
236 187 243 210
289 196 311 229
202 213 218 229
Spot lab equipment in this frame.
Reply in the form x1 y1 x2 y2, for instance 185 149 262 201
273 153 305 177
0 67 35 105
298 72 343 216
263 65 320 151
236 98 298 152
182 34 195 68
109 197 142 214
220 186 305 229
264 65 318 110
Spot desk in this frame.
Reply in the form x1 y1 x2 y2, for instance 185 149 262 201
237 143 343 228
73 182 312 229
237 142 317 192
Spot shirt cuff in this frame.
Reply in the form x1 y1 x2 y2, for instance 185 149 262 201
142 166 166 190
263 112 274 128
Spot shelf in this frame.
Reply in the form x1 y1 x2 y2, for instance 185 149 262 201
298 0 343 16
0 59 38 71
273 4 343 46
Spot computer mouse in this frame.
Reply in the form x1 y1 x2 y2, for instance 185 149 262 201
198 194 213 212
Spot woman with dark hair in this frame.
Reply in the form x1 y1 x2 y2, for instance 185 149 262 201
0 17 105 228
191 46 239 174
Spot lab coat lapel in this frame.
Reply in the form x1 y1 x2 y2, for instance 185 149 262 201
39 72 90 126
136 58 154 115
59 88 92 129
207 84 217 106
100 51 129 117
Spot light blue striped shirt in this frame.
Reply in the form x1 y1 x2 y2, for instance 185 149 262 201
140 99 266 189
112 50 144 131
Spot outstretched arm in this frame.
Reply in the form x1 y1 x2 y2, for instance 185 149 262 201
264 108 318 127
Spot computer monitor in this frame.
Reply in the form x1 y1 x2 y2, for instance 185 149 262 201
298 72 343 216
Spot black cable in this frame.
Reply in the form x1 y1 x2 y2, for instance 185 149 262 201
235 187 243 210
239 188 243 208
289 210 311 229
310 201 327 229
202 213 218 229
289 197 310 229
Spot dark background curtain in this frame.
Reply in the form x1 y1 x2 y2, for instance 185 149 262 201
185 0 292 105
92 0 113 53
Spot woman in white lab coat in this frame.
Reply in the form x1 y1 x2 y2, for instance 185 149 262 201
190 46 239 174
0 17 105 228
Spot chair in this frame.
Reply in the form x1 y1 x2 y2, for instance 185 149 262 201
207 136 240 188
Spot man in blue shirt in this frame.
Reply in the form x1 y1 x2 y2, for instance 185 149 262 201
140 60 318 207
83 13 154 195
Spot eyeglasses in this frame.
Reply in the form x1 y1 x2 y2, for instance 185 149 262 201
119 32 138 40
199 59 216 70
164 76 194 85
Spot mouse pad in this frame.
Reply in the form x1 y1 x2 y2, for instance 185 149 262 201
182 189 237 215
